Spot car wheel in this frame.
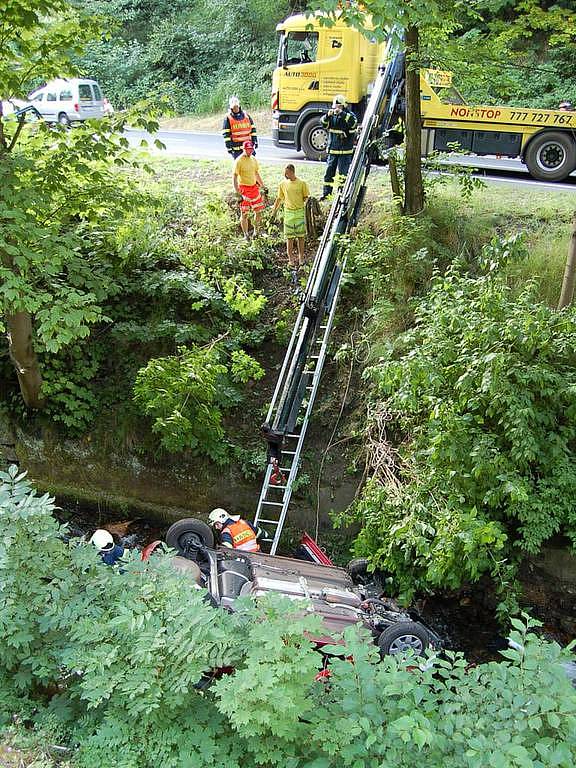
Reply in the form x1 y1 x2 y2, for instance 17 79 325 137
524 131 576 181
165 518 214 554
58 112 71 127
378 621 431 657
300 116 328 161
346 557 370 583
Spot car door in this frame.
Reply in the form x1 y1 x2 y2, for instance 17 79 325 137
43 90 58 121
58 87 74 121
77 83 100 120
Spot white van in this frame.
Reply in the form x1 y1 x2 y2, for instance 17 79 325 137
27 78 105 125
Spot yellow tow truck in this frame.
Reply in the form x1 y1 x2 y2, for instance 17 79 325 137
272 14 576 182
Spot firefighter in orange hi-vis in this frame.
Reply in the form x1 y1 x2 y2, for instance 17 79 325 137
208 508 264 552
222 96 258 159
233 140 267 238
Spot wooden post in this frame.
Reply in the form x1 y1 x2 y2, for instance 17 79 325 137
388 153 404 214
558 213 576 310
403 25 424 216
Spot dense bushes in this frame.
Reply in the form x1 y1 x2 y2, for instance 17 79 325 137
1 468 575 767
75 0 576 115
77 0 294 112
345 227 576 600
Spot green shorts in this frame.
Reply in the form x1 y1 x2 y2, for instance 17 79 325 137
284 208 306 238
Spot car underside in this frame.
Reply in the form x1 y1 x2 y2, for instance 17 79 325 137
165 518 441 657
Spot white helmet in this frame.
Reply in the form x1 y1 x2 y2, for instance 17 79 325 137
90 529 114 551
229 95 240 109
332 94 347 107
208 508 229 526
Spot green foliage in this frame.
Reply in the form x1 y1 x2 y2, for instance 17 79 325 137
307 618 576 768
230 349 265 383
76 0 293 112
348 235 576 598
39 343 102 431
133 343 264 460
2 469 576 767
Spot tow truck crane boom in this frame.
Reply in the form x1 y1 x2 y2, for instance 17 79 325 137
254 35 404 554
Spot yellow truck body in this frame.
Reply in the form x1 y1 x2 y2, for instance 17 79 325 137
272 14 576 181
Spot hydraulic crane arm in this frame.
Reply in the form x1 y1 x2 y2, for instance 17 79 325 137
254 36 404 554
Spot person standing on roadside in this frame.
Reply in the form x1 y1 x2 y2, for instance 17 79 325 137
320 94 357 200
222 96 258 159
271 164 310 269
233 140 266 238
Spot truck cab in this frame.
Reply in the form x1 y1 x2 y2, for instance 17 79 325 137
272 14 385 159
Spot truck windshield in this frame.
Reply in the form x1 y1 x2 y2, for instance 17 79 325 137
278 31 318 67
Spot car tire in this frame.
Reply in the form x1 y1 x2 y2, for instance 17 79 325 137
165 518 214 554
58 112 71 127
300 116 328 161
377 621 431 657
346 557 370 583
524 131 576 181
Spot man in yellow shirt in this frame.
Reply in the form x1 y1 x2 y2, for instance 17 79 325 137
271 164 310 268
233 140 266 238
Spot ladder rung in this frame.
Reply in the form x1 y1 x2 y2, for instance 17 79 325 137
280 467 292 472
260 501 283 506
267 484 287 490
282 450 296 455
257 519 280 525
286 433 300 438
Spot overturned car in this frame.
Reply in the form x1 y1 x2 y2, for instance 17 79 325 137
163 518 440 657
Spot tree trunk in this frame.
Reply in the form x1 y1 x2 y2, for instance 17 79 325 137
403 25 424 215
6 312 45 408
558 213 576 310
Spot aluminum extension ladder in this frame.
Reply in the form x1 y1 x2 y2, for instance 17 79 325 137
253 31 403 555
253 253 348 555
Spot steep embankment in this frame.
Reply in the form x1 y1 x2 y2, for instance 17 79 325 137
0 158 361 551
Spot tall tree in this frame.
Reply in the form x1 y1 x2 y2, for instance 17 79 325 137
315 1 474 214
0 0 156 408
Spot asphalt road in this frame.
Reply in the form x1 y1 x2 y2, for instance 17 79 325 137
125 128 576 192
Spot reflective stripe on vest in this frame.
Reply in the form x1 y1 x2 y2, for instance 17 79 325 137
229 114 253 149
225 520 260 551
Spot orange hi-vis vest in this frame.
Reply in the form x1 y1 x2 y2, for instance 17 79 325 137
229 114 253 149
224 519 260 552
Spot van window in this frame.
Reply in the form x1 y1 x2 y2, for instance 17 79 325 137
59 90 73 101
92 84 102 100
31 93 44 102
78 84 92 101
46 92 57 102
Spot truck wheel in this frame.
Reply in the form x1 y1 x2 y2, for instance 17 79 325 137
165 518 214 554
525 131 576 182
378 621 430 657
58 112 71 127
300 117 328 161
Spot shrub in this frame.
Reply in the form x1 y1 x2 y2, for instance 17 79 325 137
347 240 576 598
1 468 575 768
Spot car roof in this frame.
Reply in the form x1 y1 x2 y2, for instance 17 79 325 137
30 78 99 93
